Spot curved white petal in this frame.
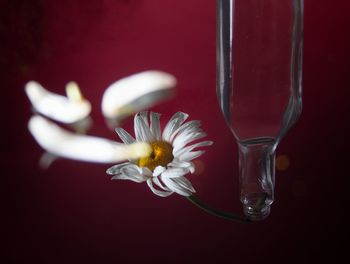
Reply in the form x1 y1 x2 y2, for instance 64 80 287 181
25 81 91 124
170 120 201 142
120 164 141 175
178 150 205 162
115 128 135 144
119 164 148 182
28 116 148 163
168 160 195 174
139 113 154 141
173 131 207 153
172 177 196 193
101 71 177 119
161 176 193 196
152 177 172 191
141 167 153 177
134 114 153 142
174 140 213 157
107 162 133 175
150 112 161 140
161 167 188 178
112 173 145 183
139 111 149 127
162 112 189 142
153 166 166 177
147 179 173 197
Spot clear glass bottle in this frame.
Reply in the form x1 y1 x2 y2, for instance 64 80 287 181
216 0 304 220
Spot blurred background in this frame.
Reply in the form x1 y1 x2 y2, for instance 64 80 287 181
1 0 349 263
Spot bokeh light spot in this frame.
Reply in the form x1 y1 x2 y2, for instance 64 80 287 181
276 154 290 171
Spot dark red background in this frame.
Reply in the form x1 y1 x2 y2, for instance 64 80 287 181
1 0 349 263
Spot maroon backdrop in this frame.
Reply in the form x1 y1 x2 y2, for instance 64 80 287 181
1 0 349 263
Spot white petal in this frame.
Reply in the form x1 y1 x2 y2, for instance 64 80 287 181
134 113 142 141
134 114 153 142
172 176 196 193
120 164 142 176
120 165 148 182
115 128 136 144
152 177 171 191
112 174 145 183
178 150 205 162
173 131 207 153
25 81 91 124
153 166 166 177
174 140 213 157
168 160 195 174
140 113 154 141
161 167 188 178
150 112 161 140
139 111 149 127
162 112 189 142
147 179 173 197
28 115 130 163
161 177 193 196
101 71 177 119
106 162 132 175
170 120 201 142
141 167 153 177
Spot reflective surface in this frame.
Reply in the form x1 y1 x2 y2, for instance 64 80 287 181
217 0 304 220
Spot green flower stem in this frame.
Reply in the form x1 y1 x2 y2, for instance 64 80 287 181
186 195 251 224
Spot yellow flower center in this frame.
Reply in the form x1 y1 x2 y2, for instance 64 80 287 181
137 141 174 171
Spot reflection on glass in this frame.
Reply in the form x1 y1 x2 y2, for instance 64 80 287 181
25 81 92 123
101 71 176 128
217 0 303 220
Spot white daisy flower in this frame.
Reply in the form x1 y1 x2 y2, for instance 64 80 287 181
106 111 213 197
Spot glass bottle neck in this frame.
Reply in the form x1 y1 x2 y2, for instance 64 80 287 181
238 138 276 221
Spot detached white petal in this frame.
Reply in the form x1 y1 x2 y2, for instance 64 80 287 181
101 71 176 120
28 115 151 163
25 81 91 124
